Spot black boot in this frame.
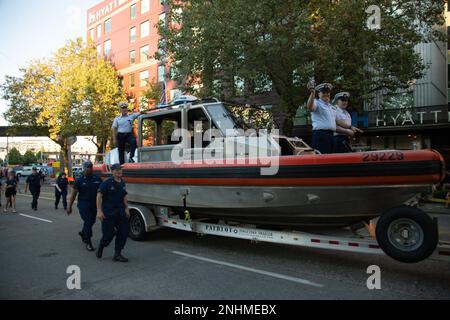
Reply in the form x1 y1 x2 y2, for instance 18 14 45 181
86 239 95 252
78 232 86 243
96 244 104 259
113 251 129 263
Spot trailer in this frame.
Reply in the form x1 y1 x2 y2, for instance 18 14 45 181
127 203 450 263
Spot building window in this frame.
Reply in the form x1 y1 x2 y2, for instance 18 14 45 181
140 45 149 62
130 27 136 43
140 20 150 38
130 73 135 90
158 65 165 83
158 38 166 57
96 24 102 38
130 50 136 65
89 28 95 40
159 13 166 27
96 44 102 56
104 40 111 57
131 4 137 19
141 0 150 14
140 70 149 87
105 18 111 34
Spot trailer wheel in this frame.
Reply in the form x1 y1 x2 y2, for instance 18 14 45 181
129 210 147 241
376 206 438 263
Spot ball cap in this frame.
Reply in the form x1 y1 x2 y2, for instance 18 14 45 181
111 163 122 171
118 102 129 109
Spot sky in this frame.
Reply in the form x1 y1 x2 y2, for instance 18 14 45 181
0 0 100 126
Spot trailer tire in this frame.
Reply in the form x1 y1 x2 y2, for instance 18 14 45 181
129 210 147 241
376 206 438 263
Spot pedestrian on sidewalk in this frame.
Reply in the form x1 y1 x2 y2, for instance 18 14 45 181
54 172 69 210
25 167 42 211
67 161 102 252
4 171 18 213
96 164 130 262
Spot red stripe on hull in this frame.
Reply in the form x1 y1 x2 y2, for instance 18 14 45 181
121 175 439 186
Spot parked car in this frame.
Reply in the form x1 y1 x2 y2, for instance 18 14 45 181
72 166 83 179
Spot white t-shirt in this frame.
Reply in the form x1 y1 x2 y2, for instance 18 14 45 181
311 99 337 131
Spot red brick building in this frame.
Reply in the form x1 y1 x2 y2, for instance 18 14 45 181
87 0 178 107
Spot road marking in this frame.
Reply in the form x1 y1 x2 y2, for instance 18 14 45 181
172 251 324 288
19 214 53 223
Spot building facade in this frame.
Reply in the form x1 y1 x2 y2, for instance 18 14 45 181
87 0 180 108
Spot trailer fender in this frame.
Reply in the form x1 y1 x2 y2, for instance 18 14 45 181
128 204 157 232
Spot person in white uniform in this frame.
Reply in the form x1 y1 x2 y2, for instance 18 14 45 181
333 92 361 153
306 83 362 154
112 102 146 164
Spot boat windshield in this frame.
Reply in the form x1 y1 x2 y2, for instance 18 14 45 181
206 103 275 136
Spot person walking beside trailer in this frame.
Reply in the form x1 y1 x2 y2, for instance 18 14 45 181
4 171 18 213
25 167 41 211
112 102 146 164
306 82 362 154
54 172 69 210
67 161 102 252
96 164 130 262
332 92 362 153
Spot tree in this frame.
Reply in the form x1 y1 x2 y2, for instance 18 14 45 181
159 0 446 134
23 150 37 166
139 79 163 110
7 148 23 165
2 38 127 167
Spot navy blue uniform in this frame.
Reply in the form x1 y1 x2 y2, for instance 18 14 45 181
98 177 129 252
73 174 102 242
26 173 41 210
55 176 69 209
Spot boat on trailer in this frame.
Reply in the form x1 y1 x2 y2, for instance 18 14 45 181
94 98 447 263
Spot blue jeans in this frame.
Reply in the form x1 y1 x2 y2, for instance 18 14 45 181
117 132 137 164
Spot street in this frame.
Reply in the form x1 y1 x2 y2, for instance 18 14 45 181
0 184 450 300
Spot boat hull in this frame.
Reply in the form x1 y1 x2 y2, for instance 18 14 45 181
124 183 429 227
94 150 444 227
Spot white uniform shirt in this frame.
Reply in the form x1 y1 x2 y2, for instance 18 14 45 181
335 107 352 136
311 99 337 131
112 113 140 133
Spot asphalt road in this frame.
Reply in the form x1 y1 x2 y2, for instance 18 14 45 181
0 183 450 300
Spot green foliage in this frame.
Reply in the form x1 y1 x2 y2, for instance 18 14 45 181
23 150 37 166
139 79 163 110
7 148 23 165
159 0 446 133
1 38 127 165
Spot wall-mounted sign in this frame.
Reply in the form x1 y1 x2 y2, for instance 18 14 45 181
88 0 129 26
352 106 449 128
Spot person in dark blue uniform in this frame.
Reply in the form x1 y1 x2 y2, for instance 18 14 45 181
55 172 69 210
25 167 42 211
67 161 102 252
96 163 130 262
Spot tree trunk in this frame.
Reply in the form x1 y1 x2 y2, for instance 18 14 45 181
59 142 69 175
